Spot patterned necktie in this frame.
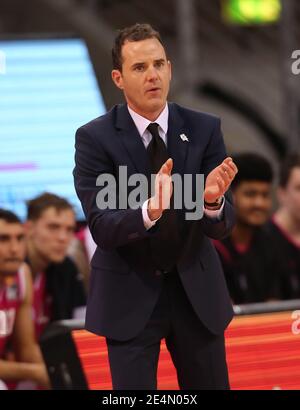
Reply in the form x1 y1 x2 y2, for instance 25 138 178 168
146 123 181 271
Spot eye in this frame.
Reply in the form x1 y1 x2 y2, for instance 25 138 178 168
134 65 144 72
244 191 256 198
155 61 164 68
48 224 59 231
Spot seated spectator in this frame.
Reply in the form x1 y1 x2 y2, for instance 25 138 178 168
214 153 281 304
25 193 86 340
266 154 300 299
0 209 49 389
68 225 96 292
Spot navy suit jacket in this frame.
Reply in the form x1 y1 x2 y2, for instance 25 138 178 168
73 102 235 341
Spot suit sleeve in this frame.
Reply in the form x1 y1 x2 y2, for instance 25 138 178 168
199 118 235 240
73 127 157 251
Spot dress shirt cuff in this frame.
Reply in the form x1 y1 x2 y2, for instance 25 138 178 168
203 196 225 220
142 199 162 230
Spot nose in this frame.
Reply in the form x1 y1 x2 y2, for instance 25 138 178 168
254 195 268 209
56 229 66 242
10 239 21 255
146 65 159 82
57 229 72 244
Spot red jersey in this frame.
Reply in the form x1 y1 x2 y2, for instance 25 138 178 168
32 272 52 340
0 267 26 358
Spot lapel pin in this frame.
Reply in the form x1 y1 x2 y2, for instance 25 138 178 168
180 133 189 142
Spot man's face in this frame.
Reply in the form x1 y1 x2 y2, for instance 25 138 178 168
27 207 76 264
278 167 300 222
0 220 25 276
233 181 272 227
112 38 171 119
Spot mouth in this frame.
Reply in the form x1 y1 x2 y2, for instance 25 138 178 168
248 211 268 219
53 248 67 256
5 259 22 263
249 209 267 214
146 87 161 94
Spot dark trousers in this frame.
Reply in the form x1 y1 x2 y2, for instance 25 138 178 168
106 268 230 390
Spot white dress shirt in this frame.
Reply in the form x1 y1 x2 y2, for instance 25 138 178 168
127 104 225 229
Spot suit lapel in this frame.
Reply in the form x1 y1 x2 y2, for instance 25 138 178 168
167 103 190 226
115 104 151 182
167 103 189 179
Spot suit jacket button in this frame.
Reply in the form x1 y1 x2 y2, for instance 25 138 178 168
128 232 139 240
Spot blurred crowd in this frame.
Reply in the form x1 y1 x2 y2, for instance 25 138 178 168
214 152 300 304
0 193 87 389
0 152 300 388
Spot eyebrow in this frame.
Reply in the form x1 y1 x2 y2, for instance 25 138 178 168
131 62 145 69
0 233 24 240
131 58 166 69
154 58 165 65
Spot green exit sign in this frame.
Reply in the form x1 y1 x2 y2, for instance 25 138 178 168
222 0 281 25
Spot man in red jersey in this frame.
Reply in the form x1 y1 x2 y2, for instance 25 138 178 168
25 193 86 340
0 209 49 389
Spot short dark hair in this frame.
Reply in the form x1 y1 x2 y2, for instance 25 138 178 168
279 154 300 188
112 23 164 71
231 153 273 190
0 209 21 224
27 192 74 221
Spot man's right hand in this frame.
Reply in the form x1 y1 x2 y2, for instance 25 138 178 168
147 158 173 221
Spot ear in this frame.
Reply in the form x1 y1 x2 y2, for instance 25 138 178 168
167 60 172 81
111 69 124 90
24 220 34 237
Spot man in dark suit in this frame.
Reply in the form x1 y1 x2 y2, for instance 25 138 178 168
73 23 238 390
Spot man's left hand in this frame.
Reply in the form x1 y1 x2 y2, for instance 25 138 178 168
204 157 238 204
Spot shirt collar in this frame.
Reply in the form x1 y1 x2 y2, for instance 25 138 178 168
127 103 169 136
